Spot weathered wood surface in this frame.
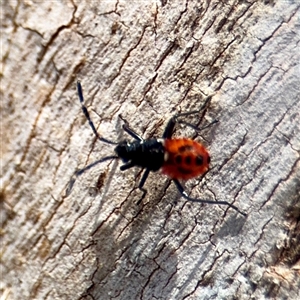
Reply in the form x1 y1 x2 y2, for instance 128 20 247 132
1 1 299 299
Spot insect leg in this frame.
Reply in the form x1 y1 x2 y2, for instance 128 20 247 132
174 94 213 119
136 169 150 205
119 115 143 141
77 81 117 145
177 119 218 132
162 95 215 139
162 115 218 138
162 116 177 139
173 179 247 217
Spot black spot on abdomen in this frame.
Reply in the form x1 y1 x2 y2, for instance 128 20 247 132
185 156 192 165
177 167 193 175
175 155 182 164
178 145 193 153
195 155 203 165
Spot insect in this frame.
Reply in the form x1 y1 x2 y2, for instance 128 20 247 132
67 81 246 217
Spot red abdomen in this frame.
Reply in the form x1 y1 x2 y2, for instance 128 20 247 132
161 138 210 180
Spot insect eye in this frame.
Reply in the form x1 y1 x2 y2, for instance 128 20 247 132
195 155 203 165
175 155 182 164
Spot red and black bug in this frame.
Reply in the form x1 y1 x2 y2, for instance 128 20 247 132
67 81 246 216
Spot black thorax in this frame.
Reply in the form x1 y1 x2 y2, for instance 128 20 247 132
114 139 165 171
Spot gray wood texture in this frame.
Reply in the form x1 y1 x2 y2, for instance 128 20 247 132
1 1 299 299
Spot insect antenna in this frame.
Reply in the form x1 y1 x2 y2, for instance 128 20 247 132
77 81 118 145
66 81 119 196
66 155 118 196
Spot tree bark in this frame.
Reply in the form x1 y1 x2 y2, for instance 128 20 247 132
1 1 299 299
